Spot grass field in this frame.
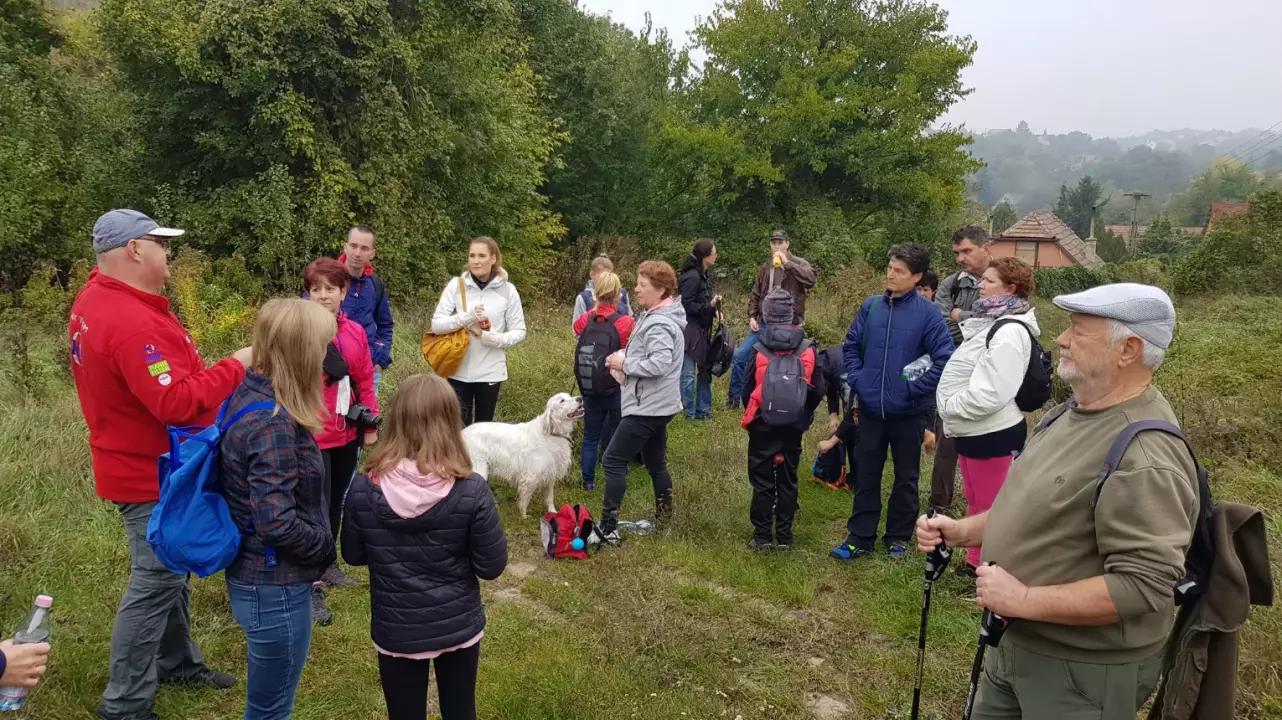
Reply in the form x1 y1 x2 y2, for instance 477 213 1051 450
1 289 1280 719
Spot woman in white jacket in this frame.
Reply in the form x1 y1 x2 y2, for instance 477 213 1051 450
935 256 1038 575
431 237 527 425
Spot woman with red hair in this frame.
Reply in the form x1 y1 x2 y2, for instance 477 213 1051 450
303 257 380 622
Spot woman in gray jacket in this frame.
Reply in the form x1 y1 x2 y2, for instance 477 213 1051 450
599 261 686 543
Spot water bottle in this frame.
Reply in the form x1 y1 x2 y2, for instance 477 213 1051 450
0 595 53 712
616 520 654 536
901 354 932 382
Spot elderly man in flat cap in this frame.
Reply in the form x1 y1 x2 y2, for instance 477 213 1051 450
916 283 1199 719
70 209 252 720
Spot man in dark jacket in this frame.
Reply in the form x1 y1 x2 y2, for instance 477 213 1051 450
928 225 992 514
832 243 954 561
728 230 817 408
339 225 394 390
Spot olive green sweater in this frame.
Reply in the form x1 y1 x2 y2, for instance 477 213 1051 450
982 386 1199 663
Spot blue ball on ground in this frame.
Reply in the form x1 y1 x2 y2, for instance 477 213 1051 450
571 538 585 551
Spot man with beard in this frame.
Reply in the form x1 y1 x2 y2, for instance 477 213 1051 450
915 283 1199 719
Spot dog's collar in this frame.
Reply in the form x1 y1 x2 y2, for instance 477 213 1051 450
550 428 574 441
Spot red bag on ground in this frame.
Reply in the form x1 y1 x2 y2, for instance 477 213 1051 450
540 504 596 560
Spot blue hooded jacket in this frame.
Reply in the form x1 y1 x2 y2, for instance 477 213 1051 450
338 256 394 369
842 291 955 419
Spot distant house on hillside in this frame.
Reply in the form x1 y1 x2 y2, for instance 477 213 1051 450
1205 202 1251 232
992 211 1104 269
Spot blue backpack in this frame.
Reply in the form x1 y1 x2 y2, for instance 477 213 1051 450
146 398 276 577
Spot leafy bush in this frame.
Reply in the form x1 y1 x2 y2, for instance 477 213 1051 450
167 250 260 360
1031 266 1113 298
1171 190 1282 297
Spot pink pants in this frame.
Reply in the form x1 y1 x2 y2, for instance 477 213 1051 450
958 454 1015 567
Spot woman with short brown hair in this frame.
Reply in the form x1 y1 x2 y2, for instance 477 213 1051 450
598 261 686 543
935 256 1041 576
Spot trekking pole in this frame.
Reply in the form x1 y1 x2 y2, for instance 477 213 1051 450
961 562 1009 720
911 509 952 720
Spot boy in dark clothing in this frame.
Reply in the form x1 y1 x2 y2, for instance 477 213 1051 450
915 270 939 302
814 346 855 489
740 292 824 551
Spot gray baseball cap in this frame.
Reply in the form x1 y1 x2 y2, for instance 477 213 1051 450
92 209 184 254
1052 283 1176 349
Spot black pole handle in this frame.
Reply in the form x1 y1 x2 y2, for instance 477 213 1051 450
979 562 1009 647
924 508 952 582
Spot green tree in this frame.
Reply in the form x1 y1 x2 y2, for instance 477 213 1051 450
990 200 1018 236
684 0 981 267
1053 175 1104 239
1167 159 1260 227
1172 189 1282 295
1133 214 1187 260
1 0 143 296
98 0 562 293
516 2 688 242
1094 224 1128 263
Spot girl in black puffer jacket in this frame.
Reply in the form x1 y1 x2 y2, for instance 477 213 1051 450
341 373 507 720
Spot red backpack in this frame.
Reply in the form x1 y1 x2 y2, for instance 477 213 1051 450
540 504 597 560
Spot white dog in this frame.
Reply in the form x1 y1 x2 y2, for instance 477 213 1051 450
462 393 584 517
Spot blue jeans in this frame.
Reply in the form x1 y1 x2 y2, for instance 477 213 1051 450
581 393 622 487
727 329 761 403
680 355 713 418
226 580 314 720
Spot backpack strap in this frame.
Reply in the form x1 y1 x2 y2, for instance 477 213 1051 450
600 312 621 324
985 318 1035 348
754 340 772 357
221 401 279 432
1090 420 1195 509
1034 400 1073 433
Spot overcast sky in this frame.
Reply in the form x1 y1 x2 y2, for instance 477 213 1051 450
578 0 1282 138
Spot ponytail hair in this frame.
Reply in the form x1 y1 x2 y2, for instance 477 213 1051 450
679 238 716 272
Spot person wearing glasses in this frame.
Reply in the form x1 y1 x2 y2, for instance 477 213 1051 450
69 209 253 720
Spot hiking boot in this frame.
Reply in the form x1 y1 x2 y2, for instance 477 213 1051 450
654 490 674 526
98 708 159 720
311 584 333 626
746 538 773 552
830 543 873 561
321 563 358 588
599 530 624 547
160 667 236 689
887 542 909 560
727 398 742 410
774 541 793 553
583 480 596 491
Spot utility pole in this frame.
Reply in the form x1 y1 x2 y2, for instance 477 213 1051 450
1123 192 1151 247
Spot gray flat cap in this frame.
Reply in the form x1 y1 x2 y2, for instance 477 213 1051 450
1053 283 1176 349
92 209 184 254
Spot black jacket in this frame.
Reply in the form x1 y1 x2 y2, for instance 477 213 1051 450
341 472 508 654
678 265 715 365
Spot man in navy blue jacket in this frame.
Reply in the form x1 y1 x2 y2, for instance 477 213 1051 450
339 225 394 389
832 244 954 561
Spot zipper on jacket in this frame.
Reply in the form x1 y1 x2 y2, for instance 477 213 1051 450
880 298 893 420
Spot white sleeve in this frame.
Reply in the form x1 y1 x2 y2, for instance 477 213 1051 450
431 280 465 334
479 286 527 348
940 325 1030 421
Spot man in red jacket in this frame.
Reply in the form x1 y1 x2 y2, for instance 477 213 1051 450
71 209 252 720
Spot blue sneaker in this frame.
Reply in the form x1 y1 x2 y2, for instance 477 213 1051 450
830 543 872 561
888 542 909 560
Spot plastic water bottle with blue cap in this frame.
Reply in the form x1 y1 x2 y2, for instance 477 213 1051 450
901 354 932 382
0 595 53 712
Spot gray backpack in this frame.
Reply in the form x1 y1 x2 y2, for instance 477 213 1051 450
755 339 811 428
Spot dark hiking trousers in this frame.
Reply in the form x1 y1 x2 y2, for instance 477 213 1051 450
844 411 922 549
928 412 959 510
601 414 674 531
747 426 802 545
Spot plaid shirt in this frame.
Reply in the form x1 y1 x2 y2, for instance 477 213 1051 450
219 371 334 585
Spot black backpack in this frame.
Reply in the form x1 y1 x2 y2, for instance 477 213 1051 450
1036 405 1215 606
755 339 811 428
986 318 1053 412
575 313 622 397
707 316 735 377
